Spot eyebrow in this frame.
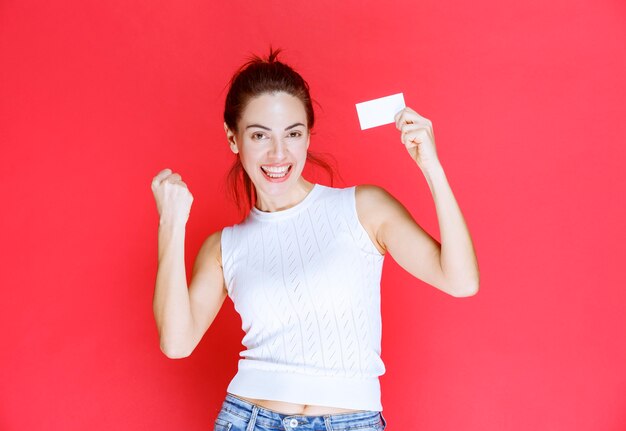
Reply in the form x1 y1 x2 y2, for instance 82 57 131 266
245 123 306 131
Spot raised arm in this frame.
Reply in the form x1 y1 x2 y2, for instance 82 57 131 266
356 108 479 297
151 169 228 358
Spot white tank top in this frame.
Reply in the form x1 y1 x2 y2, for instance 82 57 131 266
220 183 386 411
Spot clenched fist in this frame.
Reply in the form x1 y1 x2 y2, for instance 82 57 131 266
394 107 440 172
151 168 194 227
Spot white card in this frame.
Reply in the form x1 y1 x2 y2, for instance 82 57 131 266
355 93 406 130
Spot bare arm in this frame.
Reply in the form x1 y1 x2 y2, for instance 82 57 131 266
357 180 478 297
151 168 227 359
153 223 193 358
423 164 479 296
356 107 479 297
153 227 228 358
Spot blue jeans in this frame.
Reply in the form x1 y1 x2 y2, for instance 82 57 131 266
214 393 388 431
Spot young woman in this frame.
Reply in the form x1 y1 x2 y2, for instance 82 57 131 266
151 48 479 431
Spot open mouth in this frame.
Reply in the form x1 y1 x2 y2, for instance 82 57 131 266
260 164 292 179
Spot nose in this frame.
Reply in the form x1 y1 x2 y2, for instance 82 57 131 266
268 137 286 159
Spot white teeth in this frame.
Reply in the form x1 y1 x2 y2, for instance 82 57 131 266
266 172 287 178
261 165 290 178
262 165 290 173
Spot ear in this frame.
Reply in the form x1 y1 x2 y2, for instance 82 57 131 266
224 122 239 154
306 129 311 151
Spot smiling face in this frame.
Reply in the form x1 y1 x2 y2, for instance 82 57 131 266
224 91 311 208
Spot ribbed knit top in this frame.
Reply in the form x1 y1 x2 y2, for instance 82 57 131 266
220 184 386 411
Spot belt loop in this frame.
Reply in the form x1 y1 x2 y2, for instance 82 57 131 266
246 405 259 431
323 415 333 431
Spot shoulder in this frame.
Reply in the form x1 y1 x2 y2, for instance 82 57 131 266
354 184 410 233
216 218 252 263
354 184 400 254
355 184 398 209
197 229 224 267
316 183 399 217
318 183 391 202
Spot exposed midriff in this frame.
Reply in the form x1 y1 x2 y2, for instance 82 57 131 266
228 393 366 416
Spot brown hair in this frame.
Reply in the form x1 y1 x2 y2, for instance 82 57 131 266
223 47 338 215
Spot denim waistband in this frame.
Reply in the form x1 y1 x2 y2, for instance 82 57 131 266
217 393 387 431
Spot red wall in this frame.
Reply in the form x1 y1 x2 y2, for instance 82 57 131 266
1 0 625 429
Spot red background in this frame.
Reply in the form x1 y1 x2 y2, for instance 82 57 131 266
1 0 625 429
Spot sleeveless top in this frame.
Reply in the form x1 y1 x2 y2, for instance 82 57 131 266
220 184 386 411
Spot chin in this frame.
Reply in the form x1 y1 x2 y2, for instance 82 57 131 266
254 164 303 189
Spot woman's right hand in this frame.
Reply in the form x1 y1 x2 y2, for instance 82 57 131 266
151 168 194 227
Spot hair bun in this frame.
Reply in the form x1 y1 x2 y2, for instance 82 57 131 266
266 46 283 63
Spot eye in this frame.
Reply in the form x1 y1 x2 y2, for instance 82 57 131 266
251 132 267 140
288 130 303 138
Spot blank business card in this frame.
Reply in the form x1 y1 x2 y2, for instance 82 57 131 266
355 93 406 130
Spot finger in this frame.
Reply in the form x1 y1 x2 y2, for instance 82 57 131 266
157 168 173 179
400 124 430 145
404 106 420 117
395 108 422 129
394 109 406 129
402 129 430 146
152 168 173 187
394 108 419 129
166 173 182 183
399 123 424 134
400 117 432 134
395 109 411 130
402 106 426 120
403 107 430 124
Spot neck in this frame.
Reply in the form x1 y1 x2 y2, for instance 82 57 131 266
254 178 314 212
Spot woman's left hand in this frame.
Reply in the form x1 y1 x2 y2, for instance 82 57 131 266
394 107 440 171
